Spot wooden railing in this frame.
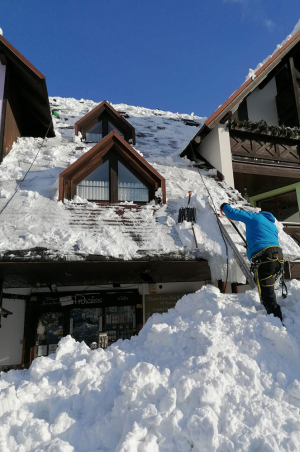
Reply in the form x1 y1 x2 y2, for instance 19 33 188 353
230 129 300 165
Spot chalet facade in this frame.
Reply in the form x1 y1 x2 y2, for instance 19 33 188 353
182 29 300 242
0 35 54 162
2 29 300 371
0 98 215 370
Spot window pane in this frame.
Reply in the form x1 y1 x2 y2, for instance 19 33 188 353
77 160 109 200
118 161 149 202
258 190 300 222
278 191 300 222
258 197 277 217
108 120 124 138
35 312 64 357
86 120 103 142
72 308 102 347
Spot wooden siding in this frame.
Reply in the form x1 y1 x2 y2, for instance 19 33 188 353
0 259 211 288
2 94 20 158
0 36 54 162
230 130 300 165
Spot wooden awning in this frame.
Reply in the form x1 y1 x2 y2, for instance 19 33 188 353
0 256 211 288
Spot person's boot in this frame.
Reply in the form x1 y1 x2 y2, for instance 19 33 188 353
263 300 283 322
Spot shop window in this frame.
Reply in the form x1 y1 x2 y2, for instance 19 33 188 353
118 161 149 202
70 305 136 347
77 159 109 200
35 312 64 357
72 308 103 347
86 120 103 142
257 189 300 222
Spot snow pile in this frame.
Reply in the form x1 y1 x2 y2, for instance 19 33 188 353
246 18 300 80
1 283 300 451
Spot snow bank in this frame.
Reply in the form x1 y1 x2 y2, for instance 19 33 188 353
1 283 300 451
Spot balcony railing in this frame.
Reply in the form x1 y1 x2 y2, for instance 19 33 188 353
230 128 300 166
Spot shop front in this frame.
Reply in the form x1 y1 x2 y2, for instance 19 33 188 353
24 289 142 367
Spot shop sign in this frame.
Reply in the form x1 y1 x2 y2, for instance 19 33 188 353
60 296 73 306
36 290 140 308
75 294 103 305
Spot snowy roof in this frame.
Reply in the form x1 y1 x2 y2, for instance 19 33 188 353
193 24 300 133
0 97 298 283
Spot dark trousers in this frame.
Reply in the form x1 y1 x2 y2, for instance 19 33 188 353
252 247 283 321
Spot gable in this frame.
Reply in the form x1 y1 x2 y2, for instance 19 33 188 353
59 131 165 203
75 100 136 145
206 31 300 130
181 30 300 159
0 35 54 161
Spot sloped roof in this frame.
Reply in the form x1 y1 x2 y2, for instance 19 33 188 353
0 97 298 285
0 35 54 137
75 100 136 144
181 29 300 156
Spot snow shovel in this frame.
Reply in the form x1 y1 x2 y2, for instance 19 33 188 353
178 191 198 248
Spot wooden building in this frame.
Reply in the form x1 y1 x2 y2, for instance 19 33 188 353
181 29 300 246
0 99 213 370
0 35 54 162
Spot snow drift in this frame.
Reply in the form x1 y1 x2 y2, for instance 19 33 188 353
1 283 300 451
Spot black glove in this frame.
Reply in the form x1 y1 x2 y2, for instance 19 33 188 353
220 203 229 211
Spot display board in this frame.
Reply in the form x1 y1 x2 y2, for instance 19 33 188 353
145 293 186 321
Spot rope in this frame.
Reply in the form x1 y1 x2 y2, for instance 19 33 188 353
0 120 53 217
189 143 229 291
251 251 287 300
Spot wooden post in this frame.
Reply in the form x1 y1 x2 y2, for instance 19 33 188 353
218 280 228 293
0 280 3 328
289 57 300 127
231 283 239 293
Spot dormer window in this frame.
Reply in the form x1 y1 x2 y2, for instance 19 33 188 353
75 100 135 144
59 131 166 204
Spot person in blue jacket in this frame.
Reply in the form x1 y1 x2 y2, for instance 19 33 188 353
220 203 284 321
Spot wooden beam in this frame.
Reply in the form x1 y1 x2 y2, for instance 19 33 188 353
233 161 300 178
289 56 300 127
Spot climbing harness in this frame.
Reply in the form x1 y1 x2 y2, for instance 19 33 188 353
250 246 288 299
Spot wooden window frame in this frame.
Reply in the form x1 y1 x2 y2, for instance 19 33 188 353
73 150 153 204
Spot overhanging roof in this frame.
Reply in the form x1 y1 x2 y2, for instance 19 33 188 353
0 256 211 287
181 30 300 157
0 35 54 137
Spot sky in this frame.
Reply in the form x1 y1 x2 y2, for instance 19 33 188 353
1 0 300 117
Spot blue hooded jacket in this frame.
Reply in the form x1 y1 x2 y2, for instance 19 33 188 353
221 204 279 260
